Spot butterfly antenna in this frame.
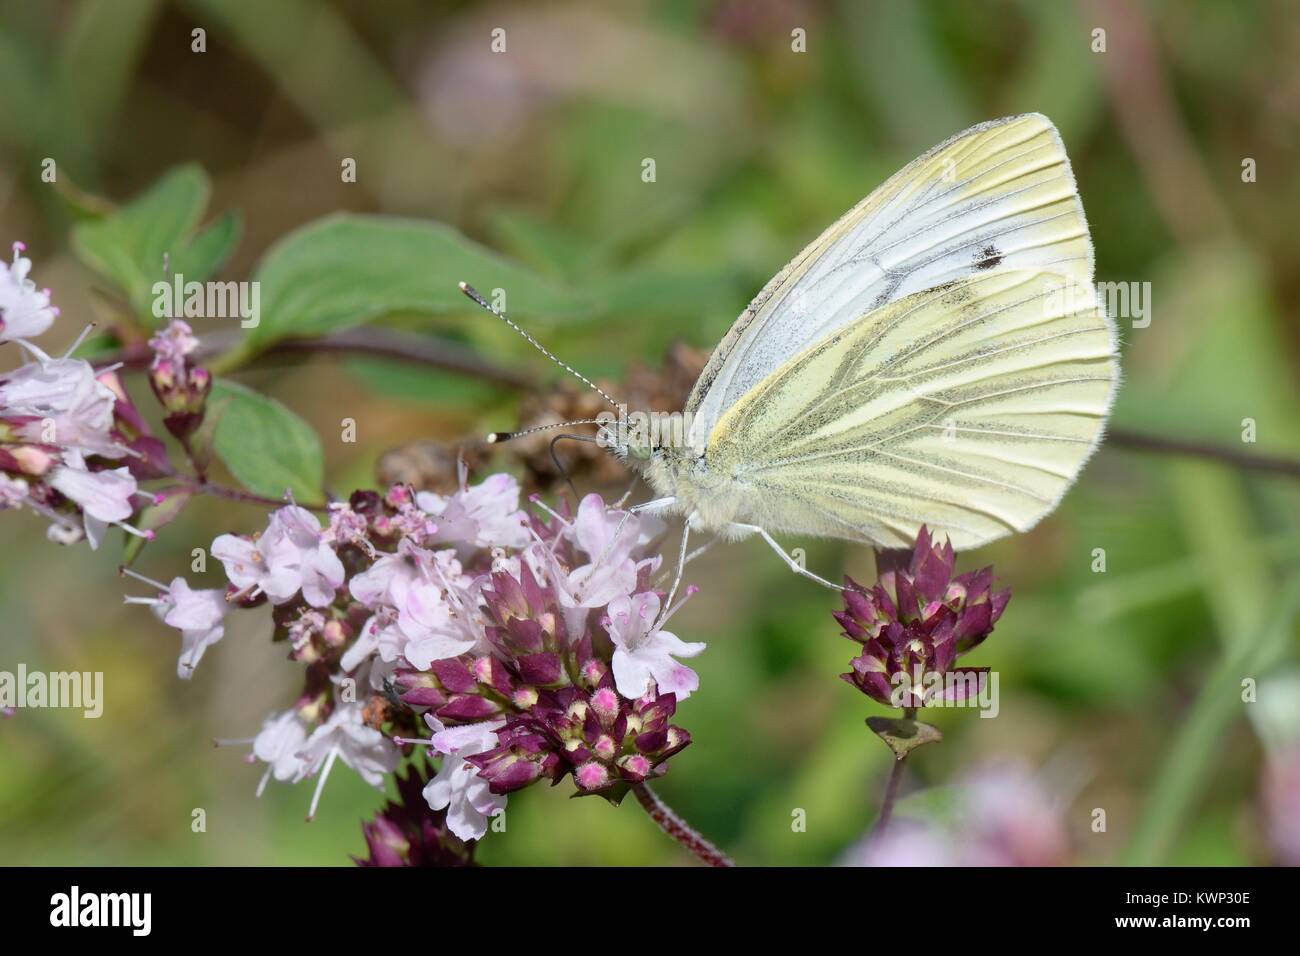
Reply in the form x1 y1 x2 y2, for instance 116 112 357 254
458 281 621 411
485 419 608 445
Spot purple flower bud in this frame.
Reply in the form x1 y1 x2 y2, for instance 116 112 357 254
574 761 609 791
517 652 563 686
590 686 620 726
836 526 1009 710
437 694 502 721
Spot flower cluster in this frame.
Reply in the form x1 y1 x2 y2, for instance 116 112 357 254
143 470 701 847
9 242 706 862
835 527 1008 709
0 243 167 549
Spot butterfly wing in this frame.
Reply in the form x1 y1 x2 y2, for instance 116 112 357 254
686 113 1094 451
702 270 1118 550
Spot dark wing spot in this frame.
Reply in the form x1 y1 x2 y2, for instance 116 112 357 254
974 243 1003 271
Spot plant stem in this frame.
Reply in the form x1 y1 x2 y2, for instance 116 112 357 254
183 479 329 513
631 782 734 867
875 756 907 833
1107 427 1300 480
872 705 917 837
97 327 538 389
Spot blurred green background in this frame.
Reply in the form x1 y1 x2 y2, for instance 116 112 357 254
2 0 1298 866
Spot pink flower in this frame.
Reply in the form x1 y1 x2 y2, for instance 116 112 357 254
0 358 124 458
842 823 956 867
252 710 312 793
211 533 300 603
0 242 56 344
147 319 199 366
420 715 507 841
348 538 431 608
212 505 345 606
297 701 400 820
604 590 705 700
843 759 1070 867
1263 746 1300 865
123 570 229 678
347 540 480 669
388 575 478 669
48 450 139 549
417 471 528 550
540 494 658 613
265 506 347 607
0 473 28 509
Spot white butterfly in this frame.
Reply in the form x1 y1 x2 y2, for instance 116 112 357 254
470 113 1119 595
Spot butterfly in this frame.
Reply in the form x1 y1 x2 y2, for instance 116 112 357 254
467 113 1119 594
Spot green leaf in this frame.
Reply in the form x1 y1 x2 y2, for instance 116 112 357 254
865 716 944 759
244 214 593 348
168 210 242 285
209 380 324 504
343 356 497 407
486 207 604 280
70 165 235 318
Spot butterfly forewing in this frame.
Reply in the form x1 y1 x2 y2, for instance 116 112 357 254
687 113 1095 451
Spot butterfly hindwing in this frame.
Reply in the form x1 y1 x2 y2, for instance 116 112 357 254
702 270 1118 550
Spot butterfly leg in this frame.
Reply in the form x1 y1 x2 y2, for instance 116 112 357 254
630 496 679 516
661 512 695 617
724 522 845 591
594 496 680 570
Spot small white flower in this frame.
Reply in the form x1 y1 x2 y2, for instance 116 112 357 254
417 472 529 550
0 358 123 458
266 505 346 607
252 710 312 793
604 591 705 701
0 242 56 344
348 541 480 670
297 701 400 820
123 571 228 678
421 715 506 842
212 505 344 606
48 450 139 550
0 473 29 509
547 494 660 611
147 319 198 366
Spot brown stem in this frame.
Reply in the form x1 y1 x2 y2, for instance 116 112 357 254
99 328 1300 481
184 479 330 513
631 782 734 867
1107 428 1300 479
872 705 917 838
94 327 538 390
875 756 908 834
